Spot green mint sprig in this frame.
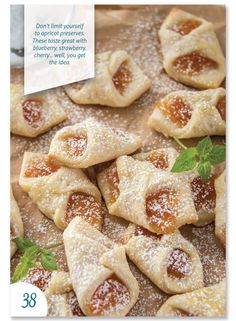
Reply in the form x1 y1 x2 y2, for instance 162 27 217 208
12 237 61 283
171 136 226 180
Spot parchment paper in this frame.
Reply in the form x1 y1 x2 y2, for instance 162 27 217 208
11 5 226 316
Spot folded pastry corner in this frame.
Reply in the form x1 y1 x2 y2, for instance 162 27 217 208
10 83 67 138
10 186 24 257
19 151 104 231
65 50 151 107
148 88 226 138
156 279 226 317
125 224 203 294
97 155 197 235
215 170 226 246
63 216 139 316
48 118 141 168
159 8 225 89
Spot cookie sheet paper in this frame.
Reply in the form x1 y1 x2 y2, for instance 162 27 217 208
11 5 226 316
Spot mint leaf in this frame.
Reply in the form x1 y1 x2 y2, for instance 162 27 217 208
40 250 57 271
171 148 198 172
196 136 213 160
197 161 212 180
12 237 35 254
209 144 226 164
12 245 40 283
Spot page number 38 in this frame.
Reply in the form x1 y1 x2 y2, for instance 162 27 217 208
21 292 37 308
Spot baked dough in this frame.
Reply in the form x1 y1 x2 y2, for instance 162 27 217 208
215 170 226 246
10 84 67 138
133 147 179 171
97 156 197 234
49 118 141 168
188 172 217 227
156 279 226 317
10 186 24 257
148 88 226 138
19 152 103 230
63 217 139 316
159 8 225 89
124 224 203 294
133 148 219 227
64 50 151 107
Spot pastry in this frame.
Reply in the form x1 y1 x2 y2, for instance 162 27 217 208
215 170 226 246
133 147 179 170
148 88 226 138
10 84 67 138
65 50 151 107
124 224 203 294
159 8 225 89
189 173 217 227
156 279 226 317
48 118 141 168
22 268 84 317
10 186 24 257
19 152 104 230
97 156 197 234
63 217 139 316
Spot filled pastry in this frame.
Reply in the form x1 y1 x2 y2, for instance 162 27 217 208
189 172 217 227
156 279 226 317
123 224 203 294
63 217 139 316
49 118 141 168
65 50 151 107
22 268 84 317
148 88 226 138
97 155 197 234
10 186 24 257
215 170 226 246
10 84 67 138
19 152 104 230
159 8 225 89
133 147 179 171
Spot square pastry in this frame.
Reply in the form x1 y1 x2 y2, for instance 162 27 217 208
148 88 226 138
159 8 225 89
65 50 151 107
19 152 104 231
11 84 67 138
97 155 197 234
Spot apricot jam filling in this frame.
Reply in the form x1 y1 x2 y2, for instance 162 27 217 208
191 176 216 213
171 19 202 36
146 151 169 169
145 188 178 234
68 291 84 316
65 192 103 228
216 95 226 121
173 51 217 76
158 96 192 128
64 134 87 158
22 99 42 128
106 163 120 204
167 248 191 279
134 225 162 241
23 268 52 291
89 274 130 316
112 61 133 94
24 158 61 178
